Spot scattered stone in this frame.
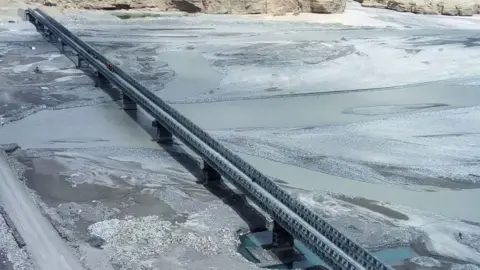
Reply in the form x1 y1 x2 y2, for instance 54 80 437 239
360 0 480 16
0 144 20 154
0 206 26 248
44 0 57 6
8 20 16 23
409 256 442 267
87 235 106 249
236 228 249 236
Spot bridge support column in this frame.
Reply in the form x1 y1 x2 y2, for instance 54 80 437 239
267 220 294 249
201 161 221 185
47 31 54 42
36 23 44 33
122 92 137 111
93 70 107 87
152 120 172 143
95 70 106 81
59 40 66 53
76 56 85 68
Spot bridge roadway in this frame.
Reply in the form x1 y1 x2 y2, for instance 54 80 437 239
24 8 391 270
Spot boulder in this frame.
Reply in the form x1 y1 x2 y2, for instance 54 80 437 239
362 0 479 16
362 0 389 8
171 0 204 12
412 0 439 14
266 0 302 15
311 0 347 13
203 0 231 14
245 0 267 14
28 0 349 14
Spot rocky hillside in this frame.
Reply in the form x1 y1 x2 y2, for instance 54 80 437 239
360 0 480 16
27 0 348 14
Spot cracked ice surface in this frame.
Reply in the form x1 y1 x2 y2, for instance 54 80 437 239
88 204 255 270
212 106 480 187
42 4 480 104
9 147 259 269
297 191 480 265
0 21 116 127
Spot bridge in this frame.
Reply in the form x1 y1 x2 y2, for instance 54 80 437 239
21 8 392 270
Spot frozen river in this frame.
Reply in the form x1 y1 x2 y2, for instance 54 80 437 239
1 2 480 269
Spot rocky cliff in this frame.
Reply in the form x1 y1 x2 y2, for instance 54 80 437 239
360 0 480 16
28 0 348 14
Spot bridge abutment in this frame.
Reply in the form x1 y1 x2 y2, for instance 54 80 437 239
201 161 221 185
152 120 173 143
122 92 137 110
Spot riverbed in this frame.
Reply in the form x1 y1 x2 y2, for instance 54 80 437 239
1 2 480 269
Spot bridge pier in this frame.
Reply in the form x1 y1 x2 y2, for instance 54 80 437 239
47 31 55 43
60 40 66 53
201 161 221 185
93 70 108 88
122 92 137 110
36 23 44 33
152 120 172 143
95 70 106 81
266 219 294 249
76 56 85 68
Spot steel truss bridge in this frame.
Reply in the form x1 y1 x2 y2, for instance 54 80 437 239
22 8 391 270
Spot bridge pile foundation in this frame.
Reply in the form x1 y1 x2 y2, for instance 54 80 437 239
201 161 221 185
152 120 173 143
122 92 137 110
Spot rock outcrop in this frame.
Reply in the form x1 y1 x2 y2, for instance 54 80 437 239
29 0 347 14
360 0 480 15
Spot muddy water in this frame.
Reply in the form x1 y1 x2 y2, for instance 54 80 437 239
172 80 480 129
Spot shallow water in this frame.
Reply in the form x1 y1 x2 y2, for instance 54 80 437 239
173 80 480 129
238 231 418 269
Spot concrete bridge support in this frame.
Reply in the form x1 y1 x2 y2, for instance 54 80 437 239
267 219 294 249
152 120 173 143
94 70 106 82
76 56 85 68
122 92 137 110
59 40 66 53
201 160 221 185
